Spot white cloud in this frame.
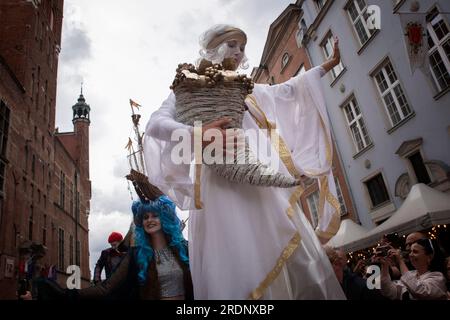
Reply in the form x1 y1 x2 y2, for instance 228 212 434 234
56 0 293 279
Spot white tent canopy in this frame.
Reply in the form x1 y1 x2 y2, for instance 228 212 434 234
341 184 450 252
325 219 369 248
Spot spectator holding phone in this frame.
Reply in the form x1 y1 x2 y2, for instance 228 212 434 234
371 241 401 281
378 238 447 300
325 247 385 300
352 259 368 278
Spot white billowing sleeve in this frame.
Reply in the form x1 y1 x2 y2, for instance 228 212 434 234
145 92 192 141
250 65 340 241
143 92 196 209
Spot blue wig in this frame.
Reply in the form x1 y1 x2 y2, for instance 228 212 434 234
131 196 189 284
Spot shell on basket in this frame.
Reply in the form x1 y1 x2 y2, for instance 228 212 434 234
171 62 301 188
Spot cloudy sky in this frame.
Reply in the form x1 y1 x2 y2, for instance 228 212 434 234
55 0 294 276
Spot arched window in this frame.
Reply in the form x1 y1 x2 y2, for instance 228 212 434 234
281 53 290 69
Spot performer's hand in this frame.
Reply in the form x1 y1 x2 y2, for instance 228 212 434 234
387 248 402 264
198 118 244 161
332 36 340 63
320 36 340 74
200 118 231 150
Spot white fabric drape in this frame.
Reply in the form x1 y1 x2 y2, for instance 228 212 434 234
143 66 344 299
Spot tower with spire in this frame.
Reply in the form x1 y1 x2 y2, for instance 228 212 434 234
69 85 91 191
53 87 92 287
72 84 91 124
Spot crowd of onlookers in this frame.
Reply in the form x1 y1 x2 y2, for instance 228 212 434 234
325 231 450 300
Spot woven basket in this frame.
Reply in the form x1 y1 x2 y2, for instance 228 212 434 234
173 73 300 188
175 82 247 128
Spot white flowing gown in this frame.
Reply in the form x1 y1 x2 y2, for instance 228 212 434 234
144 66 346 299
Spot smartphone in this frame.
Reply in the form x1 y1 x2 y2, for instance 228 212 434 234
375 245 390 256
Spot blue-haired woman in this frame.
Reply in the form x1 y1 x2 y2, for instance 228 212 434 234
37 196 193 300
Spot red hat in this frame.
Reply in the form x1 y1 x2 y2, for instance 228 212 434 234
108 232 123 243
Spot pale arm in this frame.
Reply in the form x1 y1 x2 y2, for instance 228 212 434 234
145 92 232 149
379 257 403 300
320 37 340 74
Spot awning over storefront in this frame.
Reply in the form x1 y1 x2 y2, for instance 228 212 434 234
340 184 450 252
326 218 368 248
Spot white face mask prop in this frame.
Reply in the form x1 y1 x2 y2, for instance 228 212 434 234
222 40 245 69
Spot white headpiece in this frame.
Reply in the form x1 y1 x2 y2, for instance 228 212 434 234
197 24 249 69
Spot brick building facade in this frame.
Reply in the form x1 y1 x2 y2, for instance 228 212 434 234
251 3 358 228
0 0 91 299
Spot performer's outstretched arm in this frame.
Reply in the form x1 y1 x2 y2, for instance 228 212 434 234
320 37 340 74
78 253 131 299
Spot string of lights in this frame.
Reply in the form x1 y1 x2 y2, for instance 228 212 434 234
346 224 448 266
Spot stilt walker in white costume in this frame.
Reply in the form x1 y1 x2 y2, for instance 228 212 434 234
144 24 346 299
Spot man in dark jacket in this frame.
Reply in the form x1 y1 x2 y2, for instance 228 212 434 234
325 247 386 300
93 232 126 284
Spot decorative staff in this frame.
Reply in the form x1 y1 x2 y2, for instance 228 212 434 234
124 98 189 231
128 99 146 175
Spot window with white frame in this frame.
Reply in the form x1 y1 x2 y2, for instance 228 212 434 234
295 64 306 76
342 96 371 152
281 52 290 69
321 33 344 80
315 0 327 11
373 60 413 126
306 191 320 228
296 19 307 48
364 173 390 208
346 0 376 46
334 177 347 216
427 8 450 92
